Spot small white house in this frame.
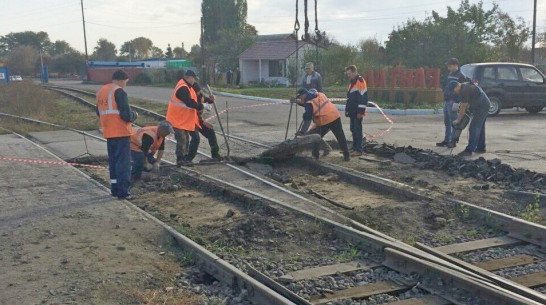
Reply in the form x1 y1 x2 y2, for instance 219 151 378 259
238 34 314 86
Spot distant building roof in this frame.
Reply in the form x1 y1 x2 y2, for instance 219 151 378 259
256 33 294 42
87 61 144 67
239 40 308 60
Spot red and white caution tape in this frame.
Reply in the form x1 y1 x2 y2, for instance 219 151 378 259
201 97 394 139
0 155 107 169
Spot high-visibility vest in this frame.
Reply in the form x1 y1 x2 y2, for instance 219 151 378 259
96 83 132 138
306 92 340 126
130 126 164 153
166 79 201 131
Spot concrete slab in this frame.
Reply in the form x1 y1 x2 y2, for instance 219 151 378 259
28 130 107 159
0 135 168 304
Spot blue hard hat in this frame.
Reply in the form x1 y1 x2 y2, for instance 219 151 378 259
447 81 460 94
296 88 308 98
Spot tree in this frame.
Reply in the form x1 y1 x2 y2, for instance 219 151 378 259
120 37 154 60
52 52 85 74
0 31 51 56
201 0 248 43
92 38 117 61
173 43 188 58
384 0 529 68
151 46 164 58
165 44 173 58
7 45 39 75
48 40 75 56
188 44 201 65
207 27 255 70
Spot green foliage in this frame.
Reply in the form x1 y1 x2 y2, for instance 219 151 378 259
201 0 248 44
51 52 85 74
120 37 154 60
520 192 542 223
134 73 152 84
384 0 530 68
0 31 51 57
165 44 173 58
92 38 117 61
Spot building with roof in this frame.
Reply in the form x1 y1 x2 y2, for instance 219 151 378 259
238 33 314 86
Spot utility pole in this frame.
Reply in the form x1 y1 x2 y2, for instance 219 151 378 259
200 17 206 84
532 0 537 65
80 0 88 60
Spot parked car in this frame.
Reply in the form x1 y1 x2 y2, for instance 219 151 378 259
460 62 546 115
9 75 23 81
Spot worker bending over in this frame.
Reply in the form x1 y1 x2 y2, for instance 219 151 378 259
96 69 138 200
448 81 490 157
130 121 173 182
294 88 350 161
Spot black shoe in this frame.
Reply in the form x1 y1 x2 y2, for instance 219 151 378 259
475 149 486 153
343 153 350 162
118 195 134 200
436 141 449 147
177 160 194 167
457 150 472 157
447 142 456 148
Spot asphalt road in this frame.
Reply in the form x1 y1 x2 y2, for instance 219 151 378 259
50 80 546 172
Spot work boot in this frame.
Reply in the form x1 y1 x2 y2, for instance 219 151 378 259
350 151 362 157
457 150 472 157
436 141 449 147
312 149 320 160
447 142 456 148
211 153 223 161
177 159 194 167
343 152 350 162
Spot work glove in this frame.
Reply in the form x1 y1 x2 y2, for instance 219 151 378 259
203 121 214 129
345 111 349 117
152 162 160 174
143 163 153 172
132 111 139 122
203 103 212 112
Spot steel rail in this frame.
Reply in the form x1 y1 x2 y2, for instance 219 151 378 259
41 86 546 304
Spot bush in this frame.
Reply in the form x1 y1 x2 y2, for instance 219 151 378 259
133 73 152 84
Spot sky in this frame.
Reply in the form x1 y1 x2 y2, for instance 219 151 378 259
2 0 546 55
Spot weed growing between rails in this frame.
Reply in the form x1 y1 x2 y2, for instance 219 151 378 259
520 192 543 223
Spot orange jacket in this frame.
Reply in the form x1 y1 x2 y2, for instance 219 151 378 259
130 126 164 153
166 79 201 131
306 92 340 126
96 83 132 138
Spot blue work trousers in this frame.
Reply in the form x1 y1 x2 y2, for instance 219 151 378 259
107 137 131 198
349 116 363 153
466 104 488 152
443 100 456 142
131 151 156 179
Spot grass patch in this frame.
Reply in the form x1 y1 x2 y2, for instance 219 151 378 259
0 81 98 134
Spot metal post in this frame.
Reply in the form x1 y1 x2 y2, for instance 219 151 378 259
226 101 229 136
207 85 230 158
284 102 293 140
80 0 88 60
39 49 44 83
532 0 537 64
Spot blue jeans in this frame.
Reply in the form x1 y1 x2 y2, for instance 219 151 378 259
466 105 488 152
443 100 456 142
131 151 156 179
349 116 363 153
107 137 131 198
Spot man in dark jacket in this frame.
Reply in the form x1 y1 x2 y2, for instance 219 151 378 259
302 62 323 92
448 81 491 157
345 65 368 156
437 58 466 148
192 82 221 160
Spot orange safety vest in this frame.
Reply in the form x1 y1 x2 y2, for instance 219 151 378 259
306 92 340 126
96 83 132 138
166 79 201 131
130 126 164 153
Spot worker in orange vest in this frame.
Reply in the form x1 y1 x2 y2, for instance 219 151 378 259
166 70 212 166
130 121 173 182
96 69 138 199
294 88 350 161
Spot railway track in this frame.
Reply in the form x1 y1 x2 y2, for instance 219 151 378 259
23 84 544 304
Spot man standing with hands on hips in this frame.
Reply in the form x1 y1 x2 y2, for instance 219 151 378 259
345 65 368 157
96 69 138 200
